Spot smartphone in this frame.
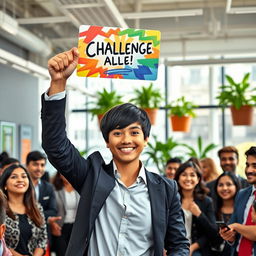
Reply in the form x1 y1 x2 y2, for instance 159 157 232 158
216 221 231 230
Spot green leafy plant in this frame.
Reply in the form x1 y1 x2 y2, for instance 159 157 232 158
168 96 197 117
130 82 163 109
144 135 180 173
216 73 256 110
181 136 217 159
90 88 123 116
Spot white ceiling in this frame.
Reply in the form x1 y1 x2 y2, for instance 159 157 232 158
1 0 256 66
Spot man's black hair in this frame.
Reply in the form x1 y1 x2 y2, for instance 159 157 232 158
166 157 182 166
26 151 47 165
1 157 19 169
0 189 6 224
100 103 151 142
245 146 256 157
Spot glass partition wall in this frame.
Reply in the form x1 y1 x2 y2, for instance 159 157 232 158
67 63 256 174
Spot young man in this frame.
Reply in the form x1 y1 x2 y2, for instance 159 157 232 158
26 151 57 220
41 48 189 256
220 146 256 255
0 190 12 256
164 157 182 179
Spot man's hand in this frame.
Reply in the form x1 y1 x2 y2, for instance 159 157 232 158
48 216 62 236
47 47 79 95
219 226 236 243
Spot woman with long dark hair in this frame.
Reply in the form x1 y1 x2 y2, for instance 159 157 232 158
0 164 47 256
174 161 217 256
212 172 240 255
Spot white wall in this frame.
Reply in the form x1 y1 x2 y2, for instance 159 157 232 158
0 63 41 159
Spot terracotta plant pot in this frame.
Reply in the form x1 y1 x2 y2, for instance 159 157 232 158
230 105 253 125
143 108 158 125
170 115 191 132
97 114 104 126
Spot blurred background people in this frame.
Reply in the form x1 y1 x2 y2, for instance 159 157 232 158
220 146 256 256
0 164 47 256
0 158 20 175
26 151 57 220
0 152 9 176
212 172 240 256
51 173 79 256
0 189 12 256
200 157 219 184
175 161 217 256
164 157 182 179
26 151 58 255
207 146 249 207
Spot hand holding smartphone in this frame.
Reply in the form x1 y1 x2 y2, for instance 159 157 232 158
216 221 231 231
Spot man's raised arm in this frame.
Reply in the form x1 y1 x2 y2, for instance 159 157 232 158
47 47 79 96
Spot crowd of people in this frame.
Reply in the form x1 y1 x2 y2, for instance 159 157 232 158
163 146 256 255
0 48 255 256
0 151 78 256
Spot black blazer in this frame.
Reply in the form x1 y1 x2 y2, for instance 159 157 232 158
41 96 189 256
229 186 256 256
190 196 218 256
38 179 58 220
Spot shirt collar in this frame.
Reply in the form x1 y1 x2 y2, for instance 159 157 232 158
112 161 147 185
34 179 41 188
251 185 256 196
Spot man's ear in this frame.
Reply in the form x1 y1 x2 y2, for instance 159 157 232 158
144 137 149 147
0 224 6 239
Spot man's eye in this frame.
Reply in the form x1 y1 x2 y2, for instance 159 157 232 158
132 131 140 135
113 132 121 136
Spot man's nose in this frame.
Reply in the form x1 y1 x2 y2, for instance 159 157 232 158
121 134 131 143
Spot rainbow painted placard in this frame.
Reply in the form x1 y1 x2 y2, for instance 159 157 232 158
77 25 161 80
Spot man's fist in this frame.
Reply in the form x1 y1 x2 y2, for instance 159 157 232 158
48 47 79 82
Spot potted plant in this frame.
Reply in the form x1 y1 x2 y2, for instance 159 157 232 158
90 88 123 124
168 96 197 132
216 73 256 125
181 136 217 159
130 83 163 125
144 135 181 173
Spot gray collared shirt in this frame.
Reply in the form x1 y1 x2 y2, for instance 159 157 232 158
88 162 154 256
34 179 41 201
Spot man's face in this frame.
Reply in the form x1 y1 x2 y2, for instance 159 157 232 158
245 155 256 185
219 152 238 173
165 162 180 179
26 159 46 181
106 122 148 168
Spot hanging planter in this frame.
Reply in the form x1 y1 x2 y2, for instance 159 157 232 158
170 115 192 132
167 96 197 132
230 105 254 125
97 114 104 126
90 89 123 127
216 73 256 126
130 83 163 125
143 108 158 125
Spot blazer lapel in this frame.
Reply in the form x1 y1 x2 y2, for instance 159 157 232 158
89 162 115 232
238 186 252 221
146 171 166 253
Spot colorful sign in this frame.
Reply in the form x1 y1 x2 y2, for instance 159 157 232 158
77 25 161 80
